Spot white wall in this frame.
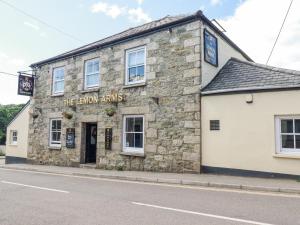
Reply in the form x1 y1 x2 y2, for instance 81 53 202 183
201 23 250 87
6 104 29 159
202 90 300 176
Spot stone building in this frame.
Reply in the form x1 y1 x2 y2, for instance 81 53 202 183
28 10 251 173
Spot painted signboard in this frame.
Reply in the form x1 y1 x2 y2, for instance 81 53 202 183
204 29 218 67
18 75 34 96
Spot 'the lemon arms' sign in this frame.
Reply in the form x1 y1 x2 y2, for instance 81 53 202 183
64 93 125 106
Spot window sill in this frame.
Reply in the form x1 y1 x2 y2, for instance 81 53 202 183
273 153 300 159
48 146 61 150
51 93 64 97
120 152 145 157
81 88 99 94
8 144 18 146
123 82 146 89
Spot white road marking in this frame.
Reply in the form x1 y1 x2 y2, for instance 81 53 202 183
0 167 299 198
132 202 275 225
1 180 69 193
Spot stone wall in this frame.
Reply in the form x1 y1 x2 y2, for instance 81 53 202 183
28 20 202 173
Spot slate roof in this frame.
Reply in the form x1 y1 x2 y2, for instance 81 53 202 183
31 10 252 67
202 58 300 95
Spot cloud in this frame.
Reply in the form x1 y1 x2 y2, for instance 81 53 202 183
219 0 300 70
128 7 151 23
136 0 144 5
23 21 40 30
91 2 125 19
210 0 222 6
91 1 151 23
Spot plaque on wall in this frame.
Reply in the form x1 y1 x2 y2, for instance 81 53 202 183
66 128 75 148
105 128 112 150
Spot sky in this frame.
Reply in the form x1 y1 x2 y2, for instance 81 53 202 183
0 0 298 104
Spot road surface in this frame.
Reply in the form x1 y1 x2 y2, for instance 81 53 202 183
0 168 299 225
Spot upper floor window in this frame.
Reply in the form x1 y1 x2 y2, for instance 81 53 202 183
275 116 300 155
125 46 146 85
52 67 64 95
11 130 17 145
50 119 62 147
84 58 100 89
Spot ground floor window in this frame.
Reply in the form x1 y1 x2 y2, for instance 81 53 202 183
50 119 62 147
10 130 17 145
275 116 300 154
123 115 144 153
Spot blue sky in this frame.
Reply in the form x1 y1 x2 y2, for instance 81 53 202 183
0 0 299 104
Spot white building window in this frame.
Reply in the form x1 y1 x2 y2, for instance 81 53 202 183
11 131 17 145
52 67 65 95
84 58 100 89
125 46 146 85
275 116 300 154
123 115 144 153
50 119 62 147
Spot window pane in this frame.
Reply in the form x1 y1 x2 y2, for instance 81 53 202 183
52 132 57 142
128 67 137 82
281 135 294 149
54 81 64 92
52 120 57 130
86 62 93 74
126 118 134 132
134 133 143 148
86 74 99 86
54 70 64 80
128 52 136 67
125 133 134 147
57 132 61 142
295 120 300 133
136 66 144 78
136 50 145 65
296 135 300 149
134 117 143 132
281 120 293 133
93 61 99 72
57 120 61 130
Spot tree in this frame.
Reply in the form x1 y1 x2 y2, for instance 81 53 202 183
0 104 25 145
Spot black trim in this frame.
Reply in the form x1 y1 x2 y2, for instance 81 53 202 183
5 156 27 164
30 10 252 67
202 166 300 180
203 28 218 67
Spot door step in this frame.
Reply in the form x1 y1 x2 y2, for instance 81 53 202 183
80 163 96 169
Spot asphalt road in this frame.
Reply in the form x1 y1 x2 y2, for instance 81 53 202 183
0 168 299 225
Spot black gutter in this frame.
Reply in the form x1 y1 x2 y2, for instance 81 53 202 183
31 10 253 67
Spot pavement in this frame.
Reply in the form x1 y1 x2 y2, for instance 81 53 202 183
1 163 300 195
0 166 300 225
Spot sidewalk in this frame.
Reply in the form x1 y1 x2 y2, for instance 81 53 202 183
1 163 300 195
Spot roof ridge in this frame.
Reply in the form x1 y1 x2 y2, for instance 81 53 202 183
230 57 300 76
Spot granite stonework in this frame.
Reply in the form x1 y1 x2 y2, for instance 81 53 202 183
28 21 202 173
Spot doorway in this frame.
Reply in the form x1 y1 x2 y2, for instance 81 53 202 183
85 123 97 163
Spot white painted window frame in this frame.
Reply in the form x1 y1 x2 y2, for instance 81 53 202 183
125 46 146 85
49 118 62 147
52 67 65 95
275 116 300 155
11 130 18 145
84 58 100 89
123 115 144 153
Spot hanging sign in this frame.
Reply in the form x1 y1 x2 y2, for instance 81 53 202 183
204 29 218 67
18 74 34 96
66 128 75 148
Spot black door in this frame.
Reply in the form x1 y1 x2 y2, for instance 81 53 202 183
85 123 97 163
